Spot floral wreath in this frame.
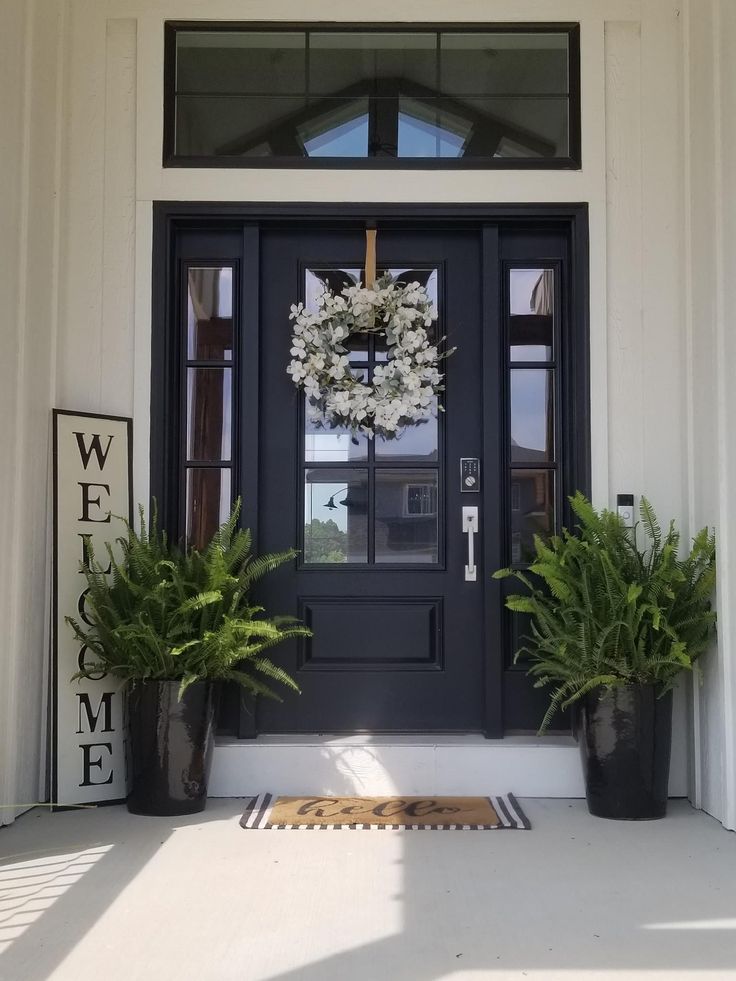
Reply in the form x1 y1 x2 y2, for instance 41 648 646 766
287 275 454 439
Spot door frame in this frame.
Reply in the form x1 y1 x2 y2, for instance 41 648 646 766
151 202 590 737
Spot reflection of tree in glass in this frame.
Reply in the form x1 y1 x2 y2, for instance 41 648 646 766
305 518 348 563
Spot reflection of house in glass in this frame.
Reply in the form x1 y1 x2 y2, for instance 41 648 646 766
185 268 234 549
511 441 554 565
304 467 438 564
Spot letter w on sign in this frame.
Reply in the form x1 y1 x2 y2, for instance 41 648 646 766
73 432 114 471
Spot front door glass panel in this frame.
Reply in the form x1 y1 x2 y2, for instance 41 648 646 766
301 265 442 566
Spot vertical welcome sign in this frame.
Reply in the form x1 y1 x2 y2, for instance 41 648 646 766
52 410 133 806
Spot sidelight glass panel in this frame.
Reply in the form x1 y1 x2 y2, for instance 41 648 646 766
186 468 232 551
510 369 554 462
187 267 233 360
375 470 439 564
187 368 232 462
509 268 554 361
510 469 555 565
304 469 368 564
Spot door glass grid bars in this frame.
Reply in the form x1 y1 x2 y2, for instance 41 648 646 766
183 265 235 549
301 265 442 566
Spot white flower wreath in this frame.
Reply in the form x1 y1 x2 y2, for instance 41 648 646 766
287 275 454 439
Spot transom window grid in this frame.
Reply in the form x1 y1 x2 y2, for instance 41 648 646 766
165 23 581 169
299 264 444 569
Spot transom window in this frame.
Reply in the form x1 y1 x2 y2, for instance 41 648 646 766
165 23 580 168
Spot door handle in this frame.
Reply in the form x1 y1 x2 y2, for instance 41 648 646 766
462 506 479 582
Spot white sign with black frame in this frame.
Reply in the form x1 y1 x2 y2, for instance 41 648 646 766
52 409 133 807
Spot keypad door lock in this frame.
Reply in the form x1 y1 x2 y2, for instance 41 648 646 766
460 458 481 493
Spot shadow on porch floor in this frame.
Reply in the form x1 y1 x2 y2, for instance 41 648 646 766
0 799 735 980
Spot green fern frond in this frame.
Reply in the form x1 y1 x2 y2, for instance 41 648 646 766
67 497 310 702
498 493 717 732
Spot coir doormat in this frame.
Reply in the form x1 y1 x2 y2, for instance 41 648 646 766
240 794 530 830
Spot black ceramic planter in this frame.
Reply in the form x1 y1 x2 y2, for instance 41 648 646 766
127 680 216 816
577 684 673 820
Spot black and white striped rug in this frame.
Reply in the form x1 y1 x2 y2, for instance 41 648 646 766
240 794 530 830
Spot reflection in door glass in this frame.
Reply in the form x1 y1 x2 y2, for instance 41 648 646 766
375 470 438 564
187 267 233 360
304 372 369 463
305 267 361 309
186 468 232 552
375 396 438 461
509 268 554 361
304 469 368 563
187 367 232 461
510 369 555 462
510 469 555 565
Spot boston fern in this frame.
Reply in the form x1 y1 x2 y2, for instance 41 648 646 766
67 501 310 700
494 493 716 732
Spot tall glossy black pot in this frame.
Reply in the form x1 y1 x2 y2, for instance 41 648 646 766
577 684 673 820
127 680 216 816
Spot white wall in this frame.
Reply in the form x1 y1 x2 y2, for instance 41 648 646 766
4 0 734 822
0 0 64 826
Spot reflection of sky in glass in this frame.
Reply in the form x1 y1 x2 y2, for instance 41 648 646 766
305 430 367 463
511 369 552 455
303 112 369 156
218 268 232 316
510 267 551 362
398 111 466 158
187 267 233 359
510 268 543 314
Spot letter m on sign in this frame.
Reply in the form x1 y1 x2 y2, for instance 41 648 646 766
76 692 114 734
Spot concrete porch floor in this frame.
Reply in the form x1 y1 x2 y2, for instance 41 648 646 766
1 800 735 981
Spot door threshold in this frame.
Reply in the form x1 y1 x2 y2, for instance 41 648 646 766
216 733 575 747
210 733 583 798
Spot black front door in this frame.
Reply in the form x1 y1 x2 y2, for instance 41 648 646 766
257 226 494 733
152 205 589 736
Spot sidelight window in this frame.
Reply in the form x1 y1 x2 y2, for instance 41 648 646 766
506 266 560 565
182 265 235 549
165 24 580 168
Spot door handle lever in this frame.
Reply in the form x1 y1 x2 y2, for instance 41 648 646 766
462 506 479 582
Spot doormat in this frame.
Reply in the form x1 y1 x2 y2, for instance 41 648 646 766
240 794 530 830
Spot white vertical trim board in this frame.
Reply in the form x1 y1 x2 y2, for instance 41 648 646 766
0 0 65 825
712 0 736 832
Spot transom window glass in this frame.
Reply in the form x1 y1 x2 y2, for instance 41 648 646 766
166 24 580 167
301 266 442 566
